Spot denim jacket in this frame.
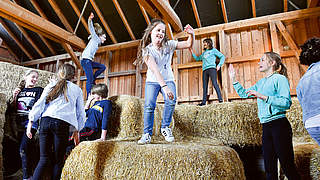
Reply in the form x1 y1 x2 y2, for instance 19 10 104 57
233 73 291 124
296 61 320 124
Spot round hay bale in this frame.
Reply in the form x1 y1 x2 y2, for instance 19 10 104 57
62 140 245 180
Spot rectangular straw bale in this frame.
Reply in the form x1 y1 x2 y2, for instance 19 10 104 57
62 140 245 180
0 93 7 180
287 98 310 138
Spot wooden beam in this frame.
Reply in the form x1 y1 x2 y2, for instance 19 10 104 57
151 0 183 31
136 0 161 19
90 0 117 44
104 51 111 87
29 0 56 55
220 0 228 23
308 0 319 8
67 0 90 33
23 52 81 66
48 0 73 32
284 0 288 12
0 0 85 49
97 39 140 53
1 41 19 61
166 22 174 40
12 0 45 58
269 21 280 54
112 0 136 40
275 20 300 59
61 43 81 69
135 64 142 97
251 0 256 17
0 55 21 65
175 7 320 38
138 2 151 25
0 18 33 59
190 0 201 27
219 30 228 102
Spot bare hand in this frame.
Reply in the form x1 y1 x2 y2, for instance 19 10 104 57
26 122 33 139
162 86 174 100
246 90 267 100
89 12 94 20
217 66 221 71
13 88 21 99
71 131 80 146
184 24 194 35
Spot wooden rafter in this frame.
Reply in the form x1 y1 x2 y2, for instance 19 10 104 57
1 41 19 61
112 0 136 40
166 22 174 40
136 0 161 19
23 52 81 66
308 0 320 8
269 21 280 54
90 0 117 43
138 2 150 25
29 0 56 55
0 18 33 59
284 0 288 12
220 0 228 23
61 43 81 69
190 0 201 28
251 0 256 17
97 39 140 53
48 0 73 32
175 7 320 38
67 0 90 33
0 0 85 49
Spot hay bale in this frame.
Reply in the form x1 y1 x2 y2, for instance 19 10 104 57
61 140 245 180
0 93 7 180
287 98 310 138
280 143 320 180
173 102 262 147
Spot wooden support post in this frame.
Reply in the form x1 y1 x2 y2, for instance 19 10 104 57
219 30 229 102
104 51 111 87
77 69 81 86
61 43 82 69
173 50 180 101
135 64 142 97
269 21 280 54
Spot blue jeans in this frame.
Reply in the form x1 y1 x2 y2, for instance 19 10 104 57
19 128 37 179
143 81 176 135
306 126 320 145
33 117 70 180
81 59 106 98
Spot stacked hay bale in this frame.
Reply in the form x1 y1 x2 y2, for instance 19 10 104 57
0 93 7 180
62 141 245 180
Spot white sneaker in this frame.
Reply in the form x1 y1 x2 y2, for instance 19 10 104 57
161 127 174 142
138 133 151 145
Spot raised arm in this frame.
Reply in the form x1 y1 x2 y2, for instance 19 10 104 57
176 24 194 50
88 12 96 35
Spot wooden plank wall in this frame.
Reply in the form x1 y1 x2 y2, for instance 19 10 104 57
33 10 320 104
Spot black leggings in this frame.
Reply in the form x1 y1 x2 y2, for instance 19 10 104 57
262 117 300 180
201 68 222 104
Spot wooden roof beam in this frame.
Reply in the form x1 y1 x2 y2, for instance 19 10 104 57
284 0 288 12
97 39 140 53
138 2 151 25
112 0 136 40
23 51 81 66
251 0 256 17
0 0 85 49
61 43 81 69
136 0 161 19
190 0 201 28
48 0 73 32
308 0 320 8
0 18 33 59
220 0 229 22
1 41 19 61
29 0 56 55
67 0 90 34
90 0 117 44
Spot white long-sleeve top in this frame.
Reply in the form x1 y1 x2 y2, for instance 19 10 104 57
28 80 86 131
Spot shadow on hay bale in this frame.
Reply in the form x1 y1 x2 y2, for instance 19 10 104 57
62 140 245 180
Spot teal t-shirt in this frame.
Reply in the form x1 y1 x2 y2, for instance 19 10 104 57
233 73 291 124
192 48 225 71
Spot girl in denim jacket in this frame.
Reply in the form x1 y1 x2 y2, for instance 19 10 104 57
229 52 300 180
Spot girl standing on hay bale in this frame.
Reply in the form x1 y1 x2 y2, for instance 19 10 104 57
189 38 225 105
229 52 300 180
81 12 107 98
12 70 43 180
26 64 86 180
297 37 320 146
135 19 194 144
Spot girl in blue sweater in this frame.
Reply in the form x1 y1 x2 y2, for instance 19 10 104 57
190 38 225 105
229 52 300 180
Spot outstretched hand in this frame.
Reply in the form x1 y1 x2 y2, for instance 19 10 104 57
184 24 194 35
246 90 267 101
26 122 33 139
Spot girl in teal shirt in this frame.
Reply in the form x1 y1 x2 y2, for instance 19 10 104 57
190 38 225 105
229 52 300 180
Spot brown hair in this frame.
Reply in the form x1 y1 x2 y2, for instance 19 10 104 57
264 52 288 79
203 38 213 50
91 83 108 98
46 64 75 104
134 19 168 65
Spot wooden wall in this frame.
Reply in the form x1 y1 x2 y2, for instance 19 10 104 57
31 8 320 104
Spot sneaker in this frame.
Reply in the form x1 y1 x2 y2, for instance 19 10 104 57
161 127 174 142
138 133 151 145
197 103 205 106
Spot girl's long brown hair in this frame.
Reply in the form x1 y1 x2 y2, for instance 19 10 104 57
46 64 75 104
134 19 168 65
264 52 288 79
